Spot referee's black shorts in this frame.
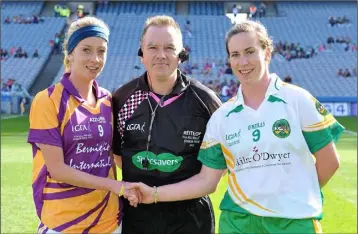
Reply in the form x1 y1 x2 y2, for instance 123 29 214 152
121 195 215 234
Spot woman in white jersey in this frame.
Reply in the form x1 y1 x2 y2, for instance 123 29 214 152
126 20 344 233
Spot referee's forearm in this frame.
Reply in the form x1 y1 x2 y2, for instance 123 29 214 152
157 174 216 202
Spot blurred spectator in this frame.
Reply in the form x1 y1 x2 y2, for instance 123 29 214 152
328 16 335 27
228 80 238 96
211 60 216 70
310 47 316 57
337 68 343 77
32 15 39 24
5 14 43 24
221 82 230 98
224 62 233 75
342 16 349 24
206 81 215 91
335 36 343 43
53 33 61 54
284 75 292 83
184 20 192 38
193 63 199 70
20 98 26 116
218 59 225 68
184 44 191 54
202 60 212 76
77 4 85 19
6 79 15 90
54 4 71 18
327 36 334 44
49 39 55 48
330 16 350 27
274 41 317 61
32 49 39 58
11 83 22 92
336 17 343 25
342 68 351 77
258 2 267 17
318 44 326 52
343 36 351 44
344 43 350 52
249 4 257 18
351 43 357 52
14 47 23 58
54 4 61 17
61 5 71 18
1 49 9 60
232 4 240 18
182 62 193 75
1 83 10 92
4 16 11 24
9 46 16 56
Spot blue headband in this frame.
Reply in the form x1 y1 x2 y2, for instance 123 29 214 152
67 25 109 54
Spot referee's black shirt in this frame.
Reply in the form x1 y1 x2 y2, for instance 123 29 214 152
112 70 222 188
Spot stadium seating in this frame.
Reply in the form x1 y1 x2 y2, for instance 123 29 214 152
3 2 356 99
188 2 224 15
52 14 232 90
96 2 175 15
1 7 66 90
1 1 43 18
276 2 357 19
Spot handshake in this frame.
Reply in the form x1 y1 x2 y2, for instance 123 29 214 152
114 181 157 207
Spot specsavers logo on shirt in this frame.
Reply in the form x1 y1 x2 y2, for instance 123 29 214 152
132 152 183 172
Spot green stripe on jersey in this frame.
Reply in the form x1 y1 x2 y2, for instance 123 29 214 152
268 95 287 104
226 105 244 117
220 190 252 215
198 144 227 169
220 190 324 220
302 122 344 154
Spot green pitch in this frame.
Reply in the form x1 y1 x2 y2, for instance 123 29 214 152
1 116 356 233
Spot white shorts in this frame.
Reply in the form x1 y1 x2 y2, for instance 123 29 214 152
37 222 122 234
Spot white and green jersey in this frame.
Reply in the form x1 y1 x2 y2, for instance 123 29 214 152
198 73 344 219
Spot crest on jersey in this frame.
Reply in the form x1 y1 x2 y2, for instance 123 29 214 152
272 119 291 138
315 101 329 116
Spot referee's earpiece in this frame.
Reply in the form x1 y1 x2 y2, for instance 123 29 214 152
178 49 189 63
137 48 143 57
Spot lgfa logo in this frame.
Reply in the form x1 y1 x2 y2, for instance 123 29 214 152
126 122 145 133
272 119 291 138
72 124 90 132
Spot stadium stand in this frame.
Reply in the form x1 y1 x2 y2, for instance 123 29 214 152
1 1 66 91
2 1 357 114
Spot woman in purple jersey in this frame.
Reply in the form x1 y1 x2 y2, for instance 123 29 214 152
28 16 139 233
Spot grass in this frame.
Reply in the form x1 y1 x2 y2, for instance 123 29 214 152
1 116 356 233
336 116 357 132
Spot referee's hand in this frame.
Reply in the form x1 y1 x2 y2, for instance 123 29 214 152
126 182 155 205
123 182 142 207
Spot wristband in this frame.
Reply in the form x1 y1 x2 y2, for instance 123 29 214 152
118 183 125 197
153 186 158 203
